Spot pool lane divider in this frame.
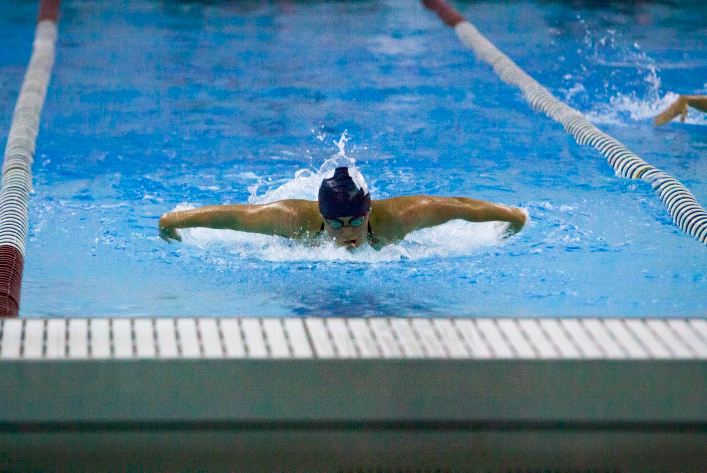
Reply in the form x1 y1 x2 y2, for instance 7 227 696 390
422 0 707 246
0 0 60 317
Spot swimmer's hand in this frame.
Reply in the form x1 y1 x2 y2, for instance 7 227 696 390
654 96 689 127
502 208 526 238
159 215 182 242
160 226 181 243
502 221 524 239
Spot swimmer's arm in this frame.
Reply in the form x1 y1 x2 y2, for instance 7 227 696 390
654 95 707 127
158 200 322 242
375 196 526 241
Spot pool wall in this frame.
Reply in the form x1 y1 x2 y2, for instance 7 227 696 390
1 316 706 469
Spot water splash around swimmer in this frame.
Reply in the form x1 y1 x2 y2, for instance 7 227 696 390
176 132 514 262
247 131 357 205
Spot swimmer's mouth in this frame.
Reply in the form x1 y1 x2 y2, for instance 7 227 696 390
342 239 359 249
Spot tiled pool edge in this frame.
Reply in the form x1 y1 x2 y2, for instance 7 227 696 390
1 317 706 469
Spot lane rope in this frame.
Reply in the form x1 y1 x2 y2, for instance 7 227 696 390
0 0 60 317
422 0 707 246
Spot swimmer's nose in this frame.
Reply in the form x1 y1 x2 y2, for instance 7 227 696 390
336 226 355 237
332 226 363 247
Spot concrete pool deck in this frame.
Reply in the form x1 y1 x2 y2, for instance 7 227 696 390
1 316 706 469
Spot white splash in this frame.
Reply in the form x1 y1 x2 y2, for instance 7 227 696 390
178 219 509 263
248 131 357 204
585 91 707 126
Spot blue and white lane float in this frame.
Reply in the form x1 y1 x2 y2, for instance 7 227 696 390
0 0 60 317
422 0 707 246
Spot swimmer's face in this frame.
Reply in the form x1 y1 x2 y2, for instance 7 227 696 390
322 214 370 250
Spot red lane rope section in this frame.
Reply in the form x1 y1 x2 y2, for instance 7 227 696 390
0 246 24 318
38 0 60 22
421 0 465 27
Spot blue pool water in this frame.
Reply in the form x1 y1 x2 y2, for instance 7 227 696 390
1 0 706 317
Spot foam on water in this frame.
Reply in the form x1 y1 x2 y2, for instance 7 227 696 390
179 219 509 263
175 133 513 262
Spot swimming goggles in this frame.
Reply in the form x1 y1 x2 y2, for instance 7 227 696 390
325 215 366 229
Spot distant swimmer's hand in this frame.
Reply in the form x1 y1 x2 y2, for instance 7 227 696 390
159 215 182 243
654 96 689 127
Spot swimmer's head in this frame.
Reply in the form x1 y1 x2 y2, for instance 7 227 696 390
318 167 371 219
318 167 372 249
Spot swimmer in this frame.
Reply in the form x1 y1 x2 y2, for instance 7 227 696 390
654 95 707 127
158 167 527 249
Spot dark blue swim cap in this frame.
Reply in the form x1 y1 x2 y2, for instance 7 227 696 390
318 167 371 218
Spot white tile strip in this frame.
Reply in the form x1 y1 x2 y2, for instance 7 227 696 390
0 319 23 359
1 318 706 361
390 319 425 358
45 319 66 359
67 319 88 359
497 319 535 358
475 319 513 358
305 318 335 358
646 320 694 358
112 319 133 359
668 320 707 359
241 319 268 358
454 320 492 358
177 319 201 358
518 319 558 359
624 320 672 359
283 319 312 359
220 319 245 358
560 319 602 358
689 320 707 347
497 319 536 358
412 319 446 358
581 319 626 359
90 319 111 359
134 319 156 358
198 319 223 359
538 319 580 358
262 319 289 358
327 319 358 358
155 319 178 359
369 319 403 358
24 320 44 359
432 319 469 358
604 320 648 359
348 319 380 358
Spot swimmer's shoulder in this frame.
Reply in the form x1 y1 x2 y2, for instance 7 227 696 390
370 196 427 242
275 199 320 213
267 199 323 238
370 195 432 218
